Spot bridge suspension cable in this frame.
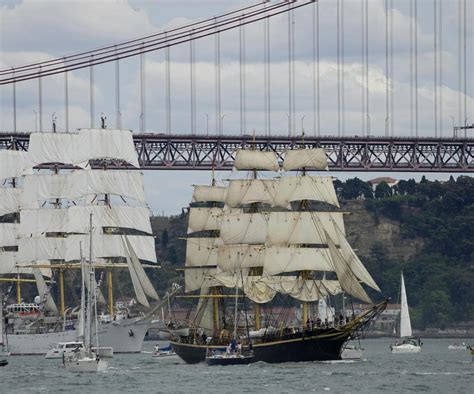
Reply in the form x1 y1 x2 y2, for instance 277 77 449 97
0 1 314 85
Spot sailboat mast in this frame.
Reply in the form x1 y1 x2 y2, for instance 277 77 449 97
87 213 94 353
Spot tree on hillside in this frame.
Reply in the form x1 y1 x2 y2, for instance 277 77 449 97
340 178 373 200
375 181 392 198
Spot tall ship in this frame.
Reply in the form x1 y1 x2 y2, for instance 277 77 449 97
0 127 160 354
170 147 387 363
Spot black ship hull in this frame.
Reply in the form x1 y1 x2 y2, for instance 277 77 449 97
206 355 254 366
171 301 387 364
171 329 348 364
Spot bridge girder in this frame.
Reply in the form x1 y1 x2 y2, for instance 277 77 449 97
0 132 473 173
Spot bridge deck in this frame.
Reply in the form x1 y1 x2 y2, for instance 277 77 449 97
1 132 473 172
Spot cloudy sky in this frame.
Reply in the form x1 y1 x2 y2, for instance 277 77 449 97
0 0 473 214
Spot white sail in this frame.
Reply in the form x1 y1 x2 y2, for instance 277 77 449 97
0 188 21 216
220 212 268 244
263 246 335 275
0 223 19 247
0 150 28 180
192 185 227 203
75 128 139 168
334 224 381 292
194 288 214 332
326 235 372 304
18 234 156 263
185 267 220 292
28 133 78 167
124 236 159 300
264 277 342 302
272 176 339 208
226 179 275 208
399 272 412 338
266 211 324 246
233 150 279 171
283 148 328 171
125 252 150 308
32 267 58 314
187 207 223 233
215 275 277 304
21 170 147 208
217 244 265 272
185 237 220 267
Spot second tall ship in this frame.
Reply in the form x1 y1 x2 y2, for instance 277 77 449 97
170 147 387 363
0 127 160 354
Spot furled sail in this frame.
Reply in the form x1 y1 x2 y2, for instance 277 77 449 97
272 176 339 208
264 277 342 302
192 185 227 203
326 235 372 304
282 148 328 171
214 276 277 304
233 150 279 171
226 179 276 207
263 246 335 275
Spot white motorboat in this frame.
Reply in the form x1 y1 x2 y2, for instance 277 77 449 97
448 342 468 350
46 341 113 359
152 344 178 359
64 349 108 373
341 344 363 360
390 272 422 354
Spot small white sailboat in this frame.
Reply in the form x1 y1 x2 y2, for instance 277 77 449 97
390 272 421 354
64 216 108 373
447 342 468 350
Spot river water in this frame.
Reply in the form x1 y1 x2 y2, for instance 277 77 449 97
1 338 472 393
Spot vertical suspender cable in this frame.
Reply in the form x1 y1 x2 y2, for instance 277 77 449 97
190 35 196 135
115 58 121 129
288 4 292 136
316 1 320 136
239 20 246 135
439 0 443 137
337 0 341 136
365 0 370 136
89 56 94 128
434 0 438 138
38 67 43 132
385 0 389 137
463 0 467 132
165 45 171 134
264 5 270 136
410 0 414 137
458 0 462 129
12 71 16 132
415 0 418 137
341 0 345 136
291 8 296 136
312 1 316 136
215 27 221 135
64 71 69 132
390 0 394 137
361 0 366 134
140 48 146 133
